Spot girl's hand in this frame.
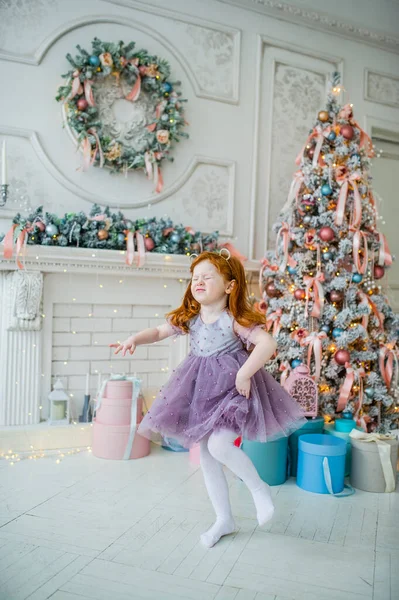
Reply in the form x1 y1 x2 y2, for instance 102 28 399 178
109 336 136 356
235 373 251 399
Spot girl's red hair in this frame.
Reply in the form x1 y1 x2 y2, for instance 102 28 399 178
167 251 265 333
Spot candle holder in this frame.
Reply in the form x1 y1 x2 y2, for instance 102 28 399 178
0 184 8 207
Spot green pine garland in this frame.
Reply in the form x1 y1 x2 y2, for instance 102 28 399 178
55 38 188 176
2 205 219 255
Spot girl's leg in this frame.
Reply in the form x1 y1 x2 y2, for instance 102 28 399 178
199 433 236 548
208 429 274 526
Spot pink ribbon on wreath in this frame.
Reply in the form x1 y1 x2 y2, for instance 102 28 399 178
154 163 163 194
304 270 325 319
125 59 141 102
146 100 168 132
296 126 331 167
81 127 104 171
125 230 146 267
379 343 398 391
69 71 83 99
335 169 362 228
84 80 95 107
376 231 393 267
300 331 327 381
276 222 296 272
266 308 283 337
350 228 369 275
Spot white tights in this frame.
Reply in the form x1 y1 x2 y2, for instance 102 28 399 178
199 429 274 548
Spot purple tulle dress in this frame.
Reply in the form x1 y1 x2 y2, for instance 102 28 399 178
138 310 307 449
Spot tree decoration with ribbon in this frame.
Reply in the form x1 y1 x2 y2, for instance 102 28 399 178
56 38 188 192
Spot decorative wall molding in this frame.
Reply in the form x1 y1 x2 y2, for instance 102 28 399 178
365 70 399 108
0 125 235 221
0 12 240 104
217 0 399 55
248 35 342 260
0 244 261 277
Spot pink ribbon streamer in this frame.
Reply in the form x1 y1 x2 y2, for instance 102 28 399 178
81 128 104 171
337 362 354 413
376 232 393 267
3 224 17 259
351 228 369 275
304 271 325 319
144 151 153 180
276 222 296 272
259 258 279 296
296 126 331 167
125 231 146 267
335 170 362 227
3 224 28 269
69 73 83 99
379 344 398 391
287 171 305 214
154 164 163 194
357 289 384 331
126 74 141 102
280 361 291 386
301 331 327 381
84 80 95 107
353 367 367 431
266 308 283 337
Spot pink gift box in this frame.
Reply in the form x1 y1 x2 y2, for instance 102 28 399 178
92 420 150 460
104 380 133 400
95 395 143 426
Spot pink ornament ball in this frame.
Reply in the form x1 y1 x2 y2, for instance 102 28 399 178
340 125 354 140
334 349 350 365
294 289 306 300
144 236 155 251
265 282 279 298
77 98 89 111
373 265 385 280
319 226 335 242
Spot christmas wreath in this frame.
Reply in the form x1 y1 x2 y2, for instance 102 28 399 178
56 38 188 192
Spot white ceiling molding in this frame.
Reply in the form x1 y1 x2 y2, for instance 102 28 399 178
217 0 399 55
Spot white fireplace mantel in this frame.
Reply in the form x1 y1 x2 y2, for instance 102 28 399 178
0 244 261 278
0 244 261 427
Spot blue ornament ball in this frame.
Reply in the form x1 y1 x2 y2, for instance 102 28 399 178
352 272 363 283
162 82 173 93
125 220 134 230
342 411 353 420
365 387 375 399
89 55 100 67
117 233 126 244
351 153 361 161
161 114 169 122
323 251 333 261
328 131 337 141
287 266 297 275
321 184 333 196
170 233 180 243
291 359 302 369
321 324 330 333
332 327 344 339
45 224 59 237
303 215 312 224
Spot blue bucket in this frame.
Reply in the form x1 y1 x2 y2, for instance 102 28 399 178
297 434 346 494
242 436 288 486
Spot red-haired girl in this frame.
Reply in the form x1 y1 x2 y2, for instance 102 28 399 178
111 251 306 547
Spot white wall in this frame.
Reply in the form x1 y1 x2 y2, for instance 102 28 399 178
1 0 399 264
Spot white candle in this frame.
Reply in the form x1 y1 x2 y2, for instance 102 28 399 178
85 373 89 396
1 141 7 185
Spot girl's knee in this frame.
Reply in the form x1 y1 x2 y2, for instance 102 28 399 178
208 433 233 463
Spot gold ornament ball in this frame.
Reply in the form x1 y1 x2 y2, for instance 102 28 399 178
318 111 329 123
98 229 109 240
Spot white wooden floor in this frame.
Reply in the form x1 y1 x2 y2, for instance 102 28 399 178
0 444 397 600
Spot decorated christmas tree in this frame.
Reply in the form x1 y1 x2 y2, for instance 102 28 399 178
260 73 399 433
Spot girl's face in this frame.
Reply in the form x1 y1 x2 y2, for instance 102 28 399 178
191 260 234 306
